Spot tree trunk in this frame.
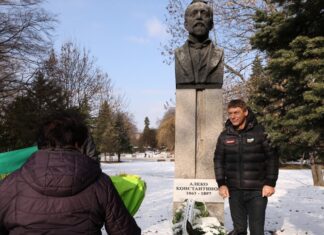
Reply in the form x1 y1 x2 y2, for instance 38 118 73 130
311 163 324 186
118 153 121 162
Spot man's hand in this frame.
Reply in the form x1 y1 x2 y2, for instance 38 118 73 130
219 185 229 199
262 185 275 197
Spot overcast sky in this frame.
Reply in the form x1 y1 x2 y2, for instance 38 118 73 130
43 0 176 130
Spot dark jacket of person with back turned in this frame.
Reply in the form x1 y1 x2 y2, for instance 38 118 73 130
0 111 141 235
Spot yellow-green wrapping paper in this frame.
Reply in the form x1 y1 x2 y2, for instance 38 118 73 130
111 175 146 216
0 147 146 215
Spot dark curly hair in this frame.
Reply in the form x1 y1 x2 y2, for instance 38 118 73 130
37 110 88 149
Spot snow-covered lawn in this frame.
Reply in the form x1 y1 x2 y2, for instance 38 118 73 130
102 160 324 235
263 170 324 235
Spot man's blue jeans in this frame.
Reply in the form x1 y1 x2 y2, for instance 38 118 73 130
229 190 268 235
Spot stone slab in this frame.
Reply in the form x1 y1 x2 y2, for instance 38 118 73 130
174 88 224 224
173 178 224 202
175 89 223 179
196 89 223 179
175 89 196 178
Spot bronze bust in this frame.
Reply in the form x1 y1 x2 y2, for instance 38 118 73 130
175 0 224 89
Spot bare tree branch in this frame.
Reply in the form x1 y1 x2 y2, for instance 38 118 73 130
40 41 115 116
0 0 56 104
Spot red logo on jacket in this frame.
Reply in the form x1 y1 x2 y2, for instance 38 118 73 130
225 138 237 144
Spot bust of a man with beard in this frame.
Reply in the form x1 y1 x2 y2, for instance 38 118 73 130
175 0 224 89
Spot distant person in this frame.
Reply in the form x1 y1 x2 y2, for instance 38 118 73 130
175 0 224 89
0 110 141 235
214 99 279 235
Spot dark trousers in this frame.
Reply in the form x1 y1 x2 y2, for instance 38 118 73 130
229 190 268 235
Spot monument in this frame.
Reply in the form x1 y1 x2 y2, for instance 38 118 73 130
173 1 225 234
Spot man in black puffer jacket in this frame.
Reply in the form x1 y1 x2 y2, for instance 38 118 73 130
0 111 141 235
214 99 278 235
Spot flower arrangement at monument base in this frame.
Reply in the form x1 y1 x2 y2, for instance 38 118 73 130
172 200 226 235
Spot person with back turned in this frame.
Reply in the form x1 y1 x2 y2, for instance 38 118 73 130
0 110 141 235
214 99 279 235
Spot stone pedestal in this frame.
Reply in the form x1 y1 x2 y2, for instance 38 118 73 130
173 89 224 223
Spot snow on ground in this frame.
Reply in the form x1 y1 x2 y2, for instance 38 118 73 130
101 160 324 235
101 160 174 235
264 170 324 235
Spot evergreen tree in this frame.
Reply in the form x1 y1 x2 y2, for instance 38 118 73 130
140 117 157 150
112 112 132 162
247 56 267 114
122 113 138 149
94 101 115 157
250 0 324 163
140 117 151 149
79 96 92 127
148 129 157 150
1 72 67 150
251 0 324 55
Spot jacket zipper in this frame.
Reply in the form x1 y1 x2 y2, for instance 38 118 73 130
238 133 243 188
